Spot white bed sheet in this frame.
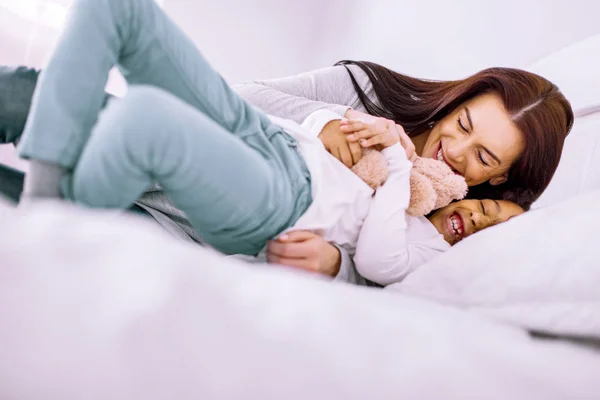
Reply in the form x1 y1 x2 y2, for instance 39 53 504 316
0 200 598 399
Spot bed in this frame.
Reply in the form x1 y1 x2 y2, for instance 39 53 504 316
1 34 600 400
0 199 598 399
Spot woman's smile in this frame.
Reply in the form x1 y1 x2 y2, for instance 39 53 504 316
432 140 461 175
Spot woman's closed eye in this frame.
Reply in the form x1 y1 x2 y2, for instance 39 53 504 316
458 111 495 168
477 150 490 166
457 116 468 133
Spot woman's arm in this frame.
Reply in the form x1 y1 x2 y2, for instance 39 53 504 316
353 144 419 286
233 65 373 124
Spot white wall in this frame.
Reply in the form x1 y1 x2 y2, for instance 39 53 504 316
161 0 359 83
329 0 600 79
165 0 600 81
1 0 600 169
3 0 599 87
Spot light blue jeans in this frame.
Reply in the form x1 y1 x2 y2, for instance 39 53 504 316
17 0 312 255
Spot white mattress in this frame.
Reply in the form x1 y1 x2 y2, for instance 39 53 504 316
0 200 598 399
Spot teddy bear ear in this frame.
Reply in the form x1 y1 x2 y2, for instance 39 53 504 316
407 170 436 216
412 157 454 180
451 176 469 200
411 157 430 171
433 175 469 209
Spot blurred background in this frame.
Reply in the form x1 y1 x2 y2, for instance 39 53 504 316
1 0 600 168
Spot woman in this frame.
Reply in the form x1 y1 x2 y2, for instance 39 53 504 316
234 62 574 276
236 61 574 208
15 0 569 283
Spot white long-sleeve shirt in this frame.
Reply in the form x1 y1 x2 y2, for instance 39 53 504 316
270 109 450 286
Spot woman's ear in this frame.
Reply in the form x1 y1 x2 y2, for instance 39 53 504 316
489 172 508 186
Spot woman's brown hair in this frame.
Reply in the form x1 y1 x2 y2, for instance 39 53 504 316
336 60 574 209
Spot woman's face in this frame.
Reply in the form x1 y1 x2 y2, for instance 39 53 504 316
419 92 525 187
428 199 524 245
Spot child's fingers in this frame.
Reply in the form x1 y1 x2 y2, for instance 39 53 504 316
339 119 367 133
338 144 355 168
396 125 417 161
359 135 386 148
398 132 415 158
349 141 363 164
346 128 378 142
398 131 412 149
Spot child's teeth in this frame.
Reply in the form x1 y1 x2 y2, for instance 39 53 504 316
450 215 462 237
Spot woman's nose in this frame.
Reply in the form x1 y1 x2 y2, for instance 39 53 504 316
445 137 470 164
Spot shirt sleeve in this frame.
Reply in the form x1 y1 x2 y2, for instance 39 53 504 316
233 65 372 124
298 108 345 138
352 144 420 286
331 244 371 286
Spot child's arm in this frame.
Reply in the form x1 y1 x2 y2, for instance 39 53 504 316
353 144 427 286
335 115 437 285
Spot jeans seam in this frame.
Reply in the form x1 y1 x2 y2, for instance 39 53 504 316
133 24 233 132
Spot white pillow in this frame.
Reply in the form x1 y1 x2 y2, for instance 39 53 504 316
533 113 600 208
527 34 600 117
526 34 600 208
387 189 600 339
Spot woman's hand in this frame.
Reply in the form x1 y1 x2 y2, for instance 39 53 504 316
266 231 341 277
340 113 416 161
318 119 363 168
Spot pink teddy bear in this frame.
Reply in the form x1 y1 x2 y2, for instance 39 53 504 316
351 148 468 216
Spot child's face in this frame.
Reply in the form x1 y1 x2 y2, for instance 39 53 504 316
428 199 524 245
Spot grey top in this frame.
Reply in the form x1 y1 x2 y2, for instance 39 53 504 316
233 64 374 124
137 65 378 286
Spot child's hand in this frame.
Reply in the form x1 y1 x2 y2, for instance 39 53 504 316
340 116 416 161
318 119 363 168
